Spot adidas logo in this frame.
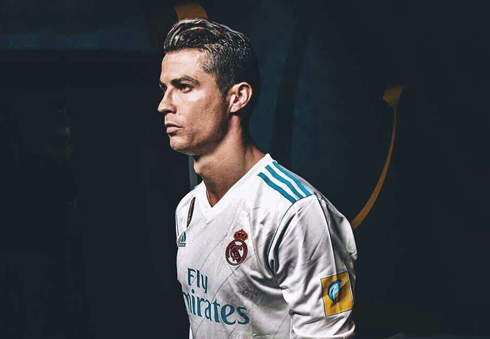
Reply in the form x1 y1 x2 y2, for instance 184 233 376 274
178 231 187 247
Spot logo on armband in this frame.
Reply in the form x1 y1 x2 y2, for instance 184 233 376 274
225 229 248 266
321 271 353 316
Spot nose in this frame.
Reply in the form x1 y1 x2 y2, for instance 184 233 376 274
158 89 176 115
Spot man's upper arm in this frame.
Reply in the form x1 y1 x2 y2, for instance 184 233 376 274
269 195 357 338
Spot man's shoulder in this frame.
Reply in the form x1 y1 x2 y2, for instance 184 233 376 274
258 161 357 258
254 159 352 226
255 159 320 206
251 159 334 226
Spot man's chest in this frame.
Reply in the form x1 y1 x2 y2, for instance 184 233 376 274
176 201 279 301
177 207 253 288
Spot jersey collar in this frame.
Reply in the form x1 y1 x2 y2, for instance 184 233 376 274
198 153 273 219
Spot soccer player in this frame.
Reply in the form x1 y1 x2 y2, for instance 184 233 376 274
158 18 358 338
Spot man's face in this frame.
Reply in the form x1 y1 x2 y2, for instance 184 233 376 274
158 49 229 156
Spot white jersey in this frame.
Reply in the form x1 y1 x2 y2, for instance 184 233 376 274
175 154 357 339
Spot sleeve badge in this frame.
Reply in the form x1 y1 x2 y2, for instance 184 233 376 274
321 271 354 316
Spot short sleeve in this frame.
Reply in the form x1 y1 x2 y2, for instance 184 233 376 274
268 195 357 338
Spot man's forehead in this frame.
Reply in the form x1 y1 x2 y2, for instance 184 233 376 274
161 49 208 73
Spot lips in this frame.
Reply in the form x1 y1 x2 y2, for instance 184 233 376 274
165 122 181 134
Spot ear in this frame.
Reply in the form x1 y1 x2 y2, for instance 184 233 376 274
228 82 253 114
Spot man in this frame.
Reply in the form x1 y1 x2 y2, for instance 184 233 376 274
158 18 357 338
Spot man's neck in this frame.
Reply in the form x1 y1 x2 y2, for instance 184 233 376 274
193 138 264 207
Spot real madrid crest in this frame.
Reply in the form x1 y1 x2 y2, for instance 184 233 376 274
225 229 249 266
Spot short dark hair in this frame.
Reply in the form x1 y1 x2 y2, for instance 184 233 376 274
164 18 261 116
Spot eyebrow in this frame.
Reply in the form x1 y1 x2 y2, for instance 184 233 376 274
159 76 200 88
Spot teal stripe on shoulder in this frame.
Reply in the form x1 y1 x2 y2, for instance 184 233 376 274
258 172 296 204
272 161 311 197
265 165 304 199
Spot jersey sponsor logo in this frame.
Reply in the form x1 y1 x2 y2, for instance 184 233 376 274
183 268 250 326
186 197 195 228
225 229 249 266
321 271 353 316
178 231 187 247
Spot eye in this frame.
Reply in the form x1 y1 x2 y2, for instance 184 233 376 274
179 84 192 92
159 84 167 94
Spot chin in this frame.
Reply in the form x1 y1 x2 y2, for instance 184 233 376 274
169 142 185 153
169 139 193 155
169 135 209 156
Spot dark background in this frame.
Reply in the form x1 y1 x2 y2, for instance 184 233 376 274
1 1 489 338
